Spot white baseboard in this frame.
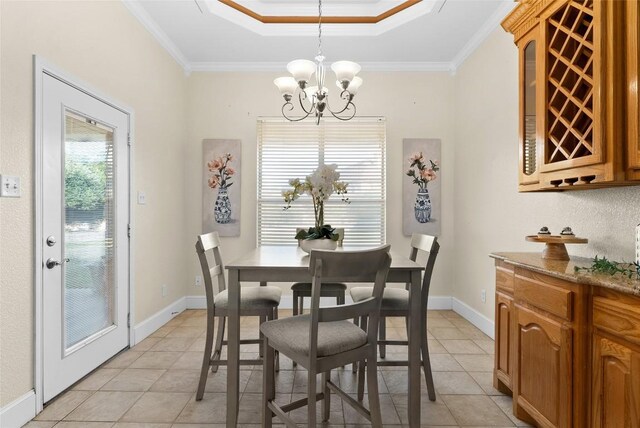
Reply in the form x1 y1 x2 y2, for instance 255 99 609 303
184 294 494 339
132 297 187 345
426 296 453 310
186 295 207 309
452 297 495 340
0 390 36 428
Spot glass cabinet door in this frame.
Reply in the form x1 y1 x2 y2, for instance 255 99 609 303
519 31 540 187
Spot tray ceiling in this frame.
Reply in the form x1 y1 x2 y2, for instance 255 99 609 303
128 0 515 72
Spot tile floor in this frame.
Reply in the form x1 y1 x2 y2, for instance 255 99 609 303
24 309 531 428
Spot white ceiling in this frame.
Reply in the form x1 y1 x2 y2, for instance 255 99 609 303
125 0 515 73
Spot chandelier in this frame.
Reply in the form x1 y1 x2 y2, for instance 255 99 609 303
273 0 363 125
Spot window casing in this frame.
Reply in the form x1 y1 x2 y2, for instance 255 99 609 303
257 118 386 247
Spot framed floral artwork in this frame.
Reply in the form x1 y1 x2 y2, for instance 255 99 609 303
403 138 441 236
202 139 241 237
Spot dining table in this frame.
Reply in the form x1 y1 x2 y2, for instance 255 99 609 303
224 245 425 427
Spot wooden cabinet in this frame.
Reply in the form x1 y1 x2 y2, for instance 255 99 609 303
514 305 573 427
592 335 640 427
493 257 640 427
627 0 640 179
491 260 590 428
502 0 639 191
495 291 514 391
592 289 640 427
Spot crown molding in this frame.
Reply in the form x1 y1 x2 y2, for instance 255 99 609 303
450 0 516 72
121 0 192 75
189 61 455 73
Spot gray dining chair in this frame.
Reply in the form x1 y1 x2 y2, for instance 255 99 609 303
260 245 392 428
194 232 282 401
350 233 439 401
291 228 346 318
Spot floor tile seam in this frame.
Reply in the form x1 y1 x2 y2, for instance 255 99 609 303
111 391 194 425
36 389 98 422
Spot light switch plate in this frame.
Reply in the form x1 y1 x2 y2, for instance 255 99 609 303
137 191 146 205
0 175 21 197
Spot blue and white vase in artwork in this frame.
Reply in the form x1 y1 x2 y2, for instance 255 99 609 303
414 188 432 223
214 186 232 224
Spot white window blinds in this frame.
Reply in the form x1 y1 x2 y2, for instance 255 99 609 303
257 117 386 247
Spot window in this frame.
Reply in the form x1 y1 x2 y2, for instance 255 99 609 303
257 117 386 247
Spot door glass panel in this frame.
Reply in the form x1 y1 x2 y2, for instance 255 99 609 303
64 111 116 350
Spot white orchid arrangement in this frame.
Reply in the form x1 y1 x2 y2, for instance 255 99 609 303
283 164 349 240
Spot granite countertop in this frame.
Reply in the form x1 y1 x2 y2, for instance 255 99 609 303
490 252 640 297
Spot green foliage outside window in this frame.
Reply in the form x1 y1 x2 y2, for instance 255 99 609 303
65 161 106 210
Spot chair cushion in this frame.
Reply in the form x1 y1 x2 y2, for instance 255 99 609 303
214 286 281 309
291 282 347 293
260 314 367 357
350 287 409 310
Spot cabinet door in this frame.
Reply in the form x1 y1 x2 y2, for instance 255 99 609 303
592 335 640 428
627 0 640 175
518 29 542 187
494 292 514 391
540 0 604 175
515 305 572 428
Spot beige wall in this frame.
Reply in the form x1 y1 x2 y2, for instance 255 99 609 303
453 28 640 320
185 72 456 297
0 0 188 406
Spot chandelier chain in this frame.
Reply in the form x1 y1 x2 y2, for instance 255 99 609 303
317 0 322 57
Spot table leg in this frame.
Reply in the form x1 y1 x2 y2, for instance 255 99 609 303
226 268 240 427
408 270 422 428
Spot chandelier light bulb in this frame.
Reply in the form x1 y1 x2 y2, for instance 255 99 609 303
274 77 298 97
287 60 317 85
331 61 361 85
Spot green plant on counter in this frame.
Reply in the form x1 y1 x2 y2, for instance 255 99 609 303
574 256 640 280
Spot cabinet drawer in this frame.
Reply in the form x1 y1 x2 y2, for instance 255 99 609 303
593 291 640 347
515 272 573 321
496 265 515 293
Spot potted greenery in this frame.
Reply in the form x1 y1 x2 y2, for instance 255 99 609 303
283 164 349 253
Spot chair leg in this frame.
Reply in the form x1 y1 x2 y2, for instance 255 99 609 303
196 313 215 401
357 316 368 402
262 338 275 428
366 347 383 428
292 292 299 317
379 316 386 359
271 307 280 372
211 316 225 373
352 316 360 373
299 294 305 315
421 313 436 401
322 371 330 422
259 315 266 358
308 368 317 428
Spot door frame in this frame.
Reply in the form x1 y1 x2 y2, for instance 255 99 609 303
33 56 136 412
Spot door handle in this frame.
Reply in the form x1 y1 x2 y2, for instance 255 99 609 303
46 258 70 269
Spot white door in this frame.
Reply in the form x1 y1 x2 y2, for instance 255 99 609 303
41 74 130 402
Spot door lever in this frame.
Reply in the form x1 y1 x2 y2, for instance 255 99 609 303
46 258 70 269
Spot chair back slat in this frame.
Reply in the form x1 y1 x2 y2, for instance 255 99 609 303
408 234 440 308
307 245 391 362
410 233 436 253
196 233 227 310
318 297 378 323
